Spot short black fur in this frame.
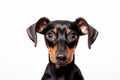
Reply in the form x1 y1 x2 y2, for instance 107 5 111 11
27 17 98 80
42 56 84 80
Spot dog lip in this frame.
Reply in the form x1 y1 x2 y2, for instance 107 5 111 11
56 60 66 65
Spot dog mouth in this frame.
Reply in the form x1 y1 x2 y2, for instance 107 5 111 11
56 55 67 65
56 60 66 65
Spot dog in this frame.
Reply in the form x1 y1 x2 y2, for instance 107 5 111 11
27 17 98 80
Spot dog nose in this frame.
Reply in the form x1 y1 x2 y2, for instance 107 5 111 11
56 54 67 62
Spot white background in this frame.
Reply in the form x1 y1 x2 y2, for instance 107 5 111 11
0 0 120 80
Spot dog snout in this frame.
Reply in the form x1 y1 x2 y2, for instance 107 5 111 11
56 54 67 62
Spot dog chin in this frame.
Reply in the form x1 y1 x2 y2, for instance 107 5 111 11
56 61 66 66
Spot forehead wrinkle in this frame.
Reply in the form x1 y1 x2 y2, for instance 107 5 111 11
55 24 67 30
55 24 72 34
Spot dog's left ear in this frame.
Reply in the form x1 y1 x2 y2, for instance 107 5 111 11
27 17 50 47
75 17 98 49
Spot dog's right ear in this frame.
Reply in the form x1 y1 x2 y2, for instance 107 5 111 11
27 17 50 47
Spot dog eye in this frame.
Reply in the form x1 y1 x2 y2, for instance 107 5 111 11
67 32 77 42
46 31 56 41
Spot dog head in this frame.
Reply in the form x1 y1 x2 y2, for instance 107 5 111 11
27 17 98 67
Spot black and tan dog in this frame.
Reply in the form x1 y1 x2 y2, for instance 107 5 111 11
27 17 98 80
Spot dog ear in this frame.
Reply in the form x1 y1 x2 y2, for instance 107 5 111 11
75 17 98 49
27 17 50 47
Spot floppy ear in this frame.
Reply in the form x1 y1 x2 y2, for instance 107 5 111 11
27 17 50 47
75 17 98 49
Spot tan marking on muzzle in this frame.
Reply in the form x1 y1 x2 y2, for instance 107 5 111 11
66 46 75 64
49 46 57 64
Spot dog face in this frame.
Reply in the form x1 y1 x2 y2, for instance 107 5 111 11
44 21 80 66
27 17 98 67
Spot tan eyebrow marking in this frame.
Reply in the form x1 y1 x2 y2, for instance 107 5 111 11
53 28 57 33
66 29 71 34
